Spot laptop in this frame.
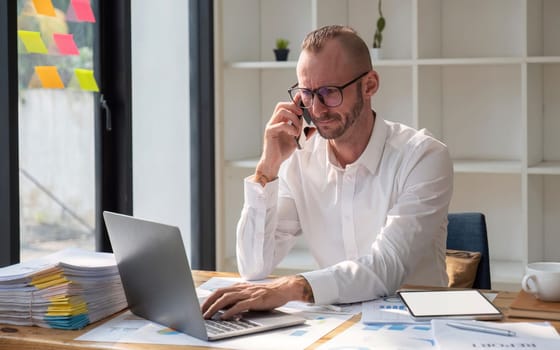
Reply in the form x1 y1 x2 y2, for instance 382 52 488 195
103 211 306 341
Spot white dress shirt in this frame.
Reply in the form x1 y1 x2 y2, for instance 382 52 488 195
236 116 453 305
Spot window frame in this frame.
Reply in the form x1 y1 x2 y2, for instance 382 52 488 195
0 0 20 266
189 0 215 270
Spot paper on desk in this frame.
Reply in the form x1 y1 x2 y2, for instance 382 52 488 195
76 309 353 350
431 319 560 349
283 301 362 315
316 320 435 350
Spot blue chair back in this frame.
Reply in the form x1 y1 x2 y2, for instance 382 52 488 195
447 212 491 289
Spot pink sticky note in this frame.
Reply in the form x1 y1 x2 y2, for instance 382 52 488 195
69 0 96 23
53 33 79 56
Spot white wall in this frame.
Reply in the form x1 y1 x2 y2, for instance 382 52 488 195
131 0 191 256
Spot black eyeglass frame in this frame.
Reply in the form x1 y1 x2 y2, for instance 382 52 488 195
288 71 370 109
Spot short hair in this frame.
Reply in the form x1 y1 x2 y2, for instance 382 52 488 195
301 25 372 70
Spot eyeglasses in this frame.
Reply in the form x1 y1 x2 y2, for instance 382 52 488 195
288 71 369 109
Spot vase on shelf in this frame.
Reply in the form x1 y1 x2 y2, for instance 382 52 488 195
370 48 383 61
273 49 289 61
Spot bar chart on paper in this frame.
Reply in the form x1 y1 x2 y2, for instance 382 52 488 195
361 296 420 324
316 322 435 350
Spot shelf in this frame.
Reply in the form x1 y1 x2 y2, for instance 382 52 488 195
226 57 530 70
452 160 522 174
372 59 415 67
227 59 415 69
527 56 560 64
227 158 524 174
417 57 522 66
528 161 560 175
226 158 259 169
226 61 297 69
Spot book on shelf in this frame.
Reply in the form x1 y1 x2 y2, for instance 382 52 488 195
0 248 127 330
508 290 560 321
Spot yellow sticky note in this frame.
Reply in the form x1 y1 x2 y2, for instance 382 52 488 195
18 31 49 54
74 68 99 92
31 273 68 289
32 0 56 16
35 66 64 89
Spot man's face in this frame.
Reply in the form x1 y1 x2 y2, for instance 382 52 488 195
307 82 364 140
296 43 366 140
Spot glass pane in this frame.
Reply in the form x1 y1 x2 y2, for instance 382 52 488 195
17 0 98 260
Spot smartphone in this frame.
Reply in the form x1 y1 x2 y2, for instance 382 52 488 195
300 105 312 125
295 103 314 149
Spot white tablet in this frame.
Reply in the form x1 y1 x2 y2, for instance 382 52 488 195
397 290 503 320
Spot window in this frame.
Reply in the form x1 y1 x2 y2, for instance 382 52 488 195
17 0 98 260
1 0 214 268
1 0 132 266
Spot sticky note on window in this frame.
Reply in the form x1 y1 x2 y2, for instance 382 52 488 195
18 31 49 54
53 33 79 55
75 69 99 92
35 66 64 89
32 0 56 16
68 0 96 23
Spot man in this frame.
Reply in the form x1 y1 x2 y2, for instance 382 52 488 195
202 25 453 320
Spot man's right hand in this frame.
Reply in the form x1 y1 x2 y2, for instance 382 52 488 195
254 101 304 184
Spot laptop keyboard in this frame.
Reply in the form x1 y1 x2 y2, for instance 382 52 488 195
205 318 260 335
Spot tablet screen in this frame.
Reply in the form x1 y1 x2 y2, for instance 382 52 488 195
397 290 503 320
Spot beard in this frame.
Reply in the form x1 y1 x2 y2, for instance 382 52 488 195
313 85 364 140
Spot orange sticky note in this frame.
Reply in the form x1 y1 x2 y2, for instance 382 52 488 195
74 69 99 92
53 33 79 55
35 66 64 89
32 0 56 16
18 31 49 54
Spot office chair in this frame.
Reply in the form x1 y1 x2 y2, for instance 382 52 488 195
447 212 491 289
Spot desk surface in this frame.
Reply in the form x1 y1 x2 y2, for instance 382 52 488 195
1 270 558 350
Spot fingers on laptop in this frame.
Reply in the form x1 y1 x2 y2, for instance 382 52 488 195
201 282 285 320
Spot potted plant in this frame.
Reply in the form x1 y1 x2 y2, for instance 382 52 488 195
371 0 385 60
274 38 290 61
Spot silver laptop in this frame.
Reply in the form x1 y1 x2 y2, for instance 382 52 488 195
103 211 306 341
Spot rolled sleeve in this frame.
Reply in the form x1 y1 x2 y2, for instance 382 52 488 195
300 269 340 305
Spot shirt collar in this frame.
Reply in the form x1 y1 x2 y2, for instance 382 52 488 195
359 112 388 175
324 111 388 175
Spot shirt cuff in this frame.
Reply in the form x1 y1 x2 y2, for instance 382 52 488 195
243 176 278 209
300 268 340 305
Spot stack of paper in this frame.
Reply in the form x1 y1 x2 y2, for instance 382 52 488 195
0 248 127 330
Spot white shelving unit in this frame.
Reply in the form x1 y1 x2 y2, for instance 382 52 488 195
214 0 560 289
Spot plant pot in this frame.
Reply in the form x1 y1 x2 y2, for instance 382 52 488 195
274 49 289 61
370 48 383 61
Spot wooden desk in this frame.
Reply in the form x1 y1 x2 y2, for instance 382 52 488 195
1 271 558 350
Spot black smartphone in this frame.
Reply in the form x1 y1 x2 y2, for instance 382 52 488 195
295 103 313 149
301 105 312 125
